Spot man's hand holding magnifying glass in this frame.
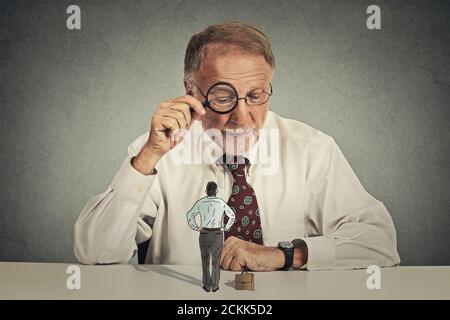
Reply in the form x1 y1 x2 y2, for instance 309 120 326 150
131 95 206 175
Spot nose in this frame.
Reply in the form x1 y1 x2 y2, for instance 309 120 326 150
230 98 252 127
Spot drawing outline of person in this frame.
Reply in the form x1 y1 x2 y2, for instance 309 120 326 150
186 181 236 292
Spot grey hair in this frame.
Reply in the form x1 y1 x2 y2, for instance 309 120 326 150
183 21 276 82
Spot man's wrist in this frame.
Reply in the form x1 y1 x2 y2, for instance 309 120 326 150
292 239 308 269
273 247 286 269
260 241 309 271
131 147 160 175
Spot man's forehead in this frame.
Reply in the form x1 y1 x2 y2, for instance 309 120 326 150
195 53 272 88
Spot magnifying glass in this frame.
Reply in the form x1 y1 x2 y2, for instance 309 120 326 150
197 81 273 114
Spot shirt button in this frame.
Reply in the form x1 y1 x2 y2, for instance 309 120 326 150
136 185 145 193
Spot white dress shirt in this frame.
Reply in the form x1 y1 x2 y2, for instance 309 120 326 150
186 196 236 231
74 111 400 270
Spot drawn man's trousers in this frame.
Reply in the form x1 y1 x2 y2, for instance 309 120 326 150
199 228 223 290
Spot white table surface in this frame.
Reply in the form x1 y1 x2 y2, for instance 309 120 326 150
1 262 449 299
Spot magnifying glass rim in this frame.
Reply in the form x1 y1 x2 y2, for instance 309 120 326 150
204 81 239 114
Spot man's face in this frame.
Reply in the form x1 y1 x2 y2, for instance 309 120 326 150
186 47 273 156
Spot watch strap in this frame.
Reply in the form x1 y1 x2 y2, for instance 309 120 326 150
279 243 294 270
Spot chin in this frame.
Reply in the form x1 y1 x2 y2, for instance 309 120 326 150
222 134 257 156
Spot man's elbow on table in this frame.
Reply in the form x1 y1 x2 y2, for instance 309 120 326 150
73 222 133 265
336 222 401 270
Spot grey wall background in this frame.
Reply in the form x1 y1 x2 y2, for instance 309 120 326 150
1 0 449 265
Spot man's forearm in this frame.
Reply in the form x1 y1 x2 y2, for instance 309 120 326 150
220 236 309 271
292 239 308 269
268 243 308 270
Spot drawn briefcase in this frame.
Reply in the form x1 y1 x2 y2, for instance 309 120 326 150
235 270 255 291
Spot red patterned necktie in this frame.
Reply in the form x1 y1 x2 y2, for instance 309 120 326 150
223 156 263 245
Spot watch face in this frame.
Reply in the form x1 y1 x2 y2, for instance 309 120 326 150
278 241 294 249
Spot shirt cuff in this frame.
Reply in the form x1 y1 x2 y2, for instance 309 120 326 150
110 156 157 202
302 236 336 271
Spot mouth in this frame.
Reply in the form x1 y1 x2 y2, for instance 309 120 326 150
222 128 257 137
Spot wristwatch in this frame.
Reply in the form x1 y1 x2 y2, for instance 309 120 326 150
277 241 294 270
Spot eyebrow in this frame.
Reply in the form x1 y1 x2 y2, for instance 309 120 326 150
248 83 269 92
212 87 235 94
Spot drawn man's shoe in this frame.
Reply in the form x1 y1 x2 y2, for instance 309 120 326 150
202 285 211 292
212 286 219 292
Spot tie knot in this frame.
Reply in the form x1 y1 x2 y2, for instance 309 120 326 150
226 162 246 176
221 155 249 177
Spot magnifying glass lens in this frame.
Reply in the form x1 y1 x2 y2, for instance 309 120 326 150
207 84 237 113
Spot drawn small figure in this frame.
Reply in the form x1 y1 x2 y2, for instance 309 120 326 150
186 181 236 292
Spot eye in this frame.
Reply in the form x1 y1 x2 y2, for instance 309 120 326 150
247 92 264 100
213 96 235 104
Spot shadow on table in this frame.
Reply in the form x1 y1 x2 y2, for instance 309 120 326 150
133 264 203 287
224 279 235 288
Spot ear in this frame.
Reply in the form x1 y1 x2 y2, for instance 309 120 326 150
184 80 193 95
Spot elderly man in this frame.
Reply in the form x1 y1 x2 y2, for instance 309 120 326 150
75 22 400 271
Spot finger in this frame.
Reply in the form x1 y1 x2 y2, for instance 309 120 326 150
160 116 180 149
221 242 240 270
171 95 206 117
230 258 244 272
164 110 187 131
160 116 179 133
161 100 202 125
221 248 235 270
220 236 237 266
166 108 190 145
168 104 192 128
230 249 246 271
164 111 187 146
